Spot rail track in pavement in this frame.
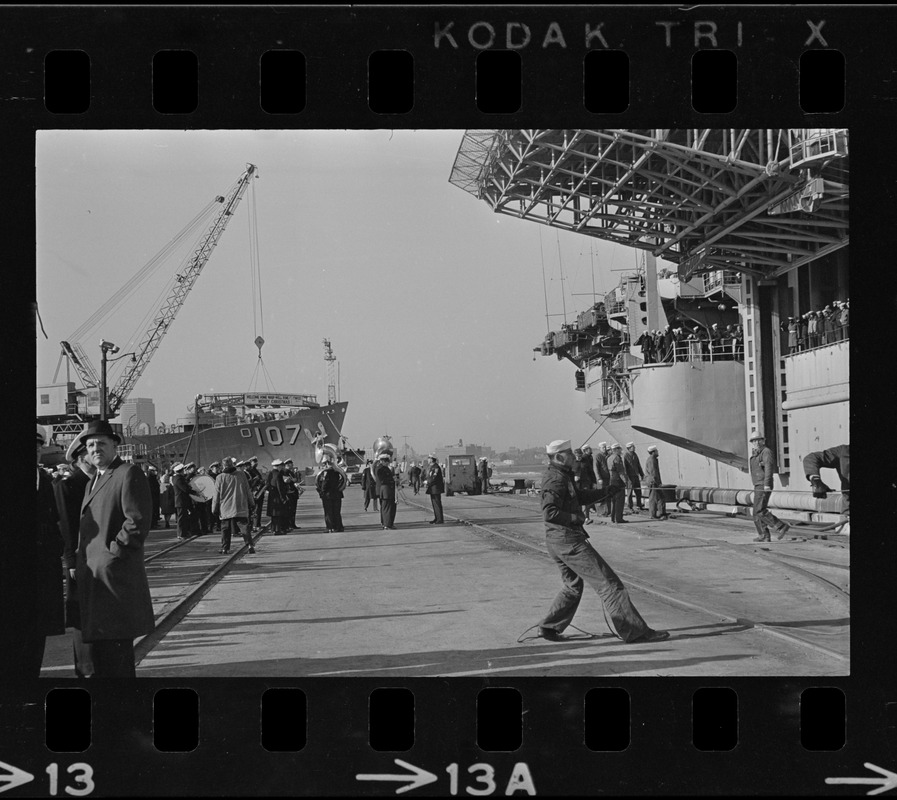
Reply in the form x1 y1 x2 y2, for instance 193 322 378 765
399 488 849 665
134 526 266 663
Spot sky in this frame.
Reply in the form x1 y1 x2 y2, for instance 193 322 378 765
37 129 648 455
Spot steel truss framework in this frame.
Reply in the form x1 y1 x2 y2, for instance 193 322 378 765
449 129 849 277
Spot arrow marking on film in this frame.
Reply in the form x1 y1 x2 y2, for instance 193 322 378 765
826 763 897 796
0 761 35 795
356 759 438 794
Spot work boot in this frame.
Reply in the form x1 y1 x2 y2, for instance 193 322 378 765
753 535 771 542
537 627 562 642
774 522 790 540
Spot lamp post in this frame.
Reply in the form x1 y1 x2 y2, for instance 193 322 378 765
98 339 136 421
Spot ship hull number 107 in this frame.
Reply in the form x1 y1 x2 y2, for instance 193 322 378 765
240 424 324 447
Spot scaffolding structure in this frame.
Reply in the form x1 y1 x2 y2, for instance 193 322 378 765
449 129 848 278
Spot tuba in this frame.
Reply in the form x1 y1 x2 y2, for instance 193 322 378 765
372 435 395 461
314 435 348 491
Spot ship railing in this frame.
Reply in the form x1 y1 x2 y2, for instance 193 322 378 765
702 269 742 295
606 300 626 316
783 322 848 357
788 128 848 170
642 340 745 364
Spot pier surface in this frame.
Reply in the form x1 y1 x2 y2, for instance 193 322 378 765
41 486 848 678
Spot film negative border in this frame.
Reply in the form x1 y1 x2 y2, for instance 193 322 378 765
4 3 893 797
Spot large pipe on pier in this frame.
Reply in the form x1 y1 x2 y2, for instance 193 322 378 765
676 486 845 514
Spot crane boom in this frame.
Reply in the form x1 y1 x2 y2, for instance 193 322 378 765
105 163 257 417
60 340 100 388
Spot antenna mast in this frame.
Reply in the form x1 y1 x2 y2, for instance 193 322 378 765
323 338 337 405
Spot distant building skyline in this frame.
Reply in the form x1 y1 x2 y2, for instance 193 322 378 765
115 397 156 435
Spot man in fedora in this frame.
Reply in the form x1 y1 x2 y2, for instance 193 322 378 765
536 439 669 644
75 420 155 677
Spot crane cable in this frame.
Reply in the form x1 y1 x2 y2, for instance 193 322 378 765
68 196 223 344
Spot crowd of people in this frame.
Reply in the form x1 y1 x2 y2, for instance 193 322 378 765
571 441 670 525
784 299 849 354
634 322 745 364
25 418 455 680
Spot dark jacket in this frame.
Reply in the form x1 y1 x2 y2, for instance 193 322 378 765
803 445 849 491
541 463 607 536
608 452 627 486
76 456 154 642
316 467 344 499
173 472 193 509
425 463 444 495
146 471 161 511
35 469 66 636
245 465 266 500
361 465 378 498
54 467 90 571
623 450 644 481
644 453 662 486
375 463 396 500
594 451 610 484
573 457 597 492
749 446 777 487
266 468 286 514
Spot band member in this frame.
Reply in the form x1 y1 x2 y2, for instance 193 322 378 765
172 463 193 540
316 459 345 532
361 459 379 511
375 453 397 529
267 460 287 534
245 456 265 531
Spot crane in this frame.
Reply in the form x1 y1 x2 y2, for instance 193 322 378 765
57 163 257 420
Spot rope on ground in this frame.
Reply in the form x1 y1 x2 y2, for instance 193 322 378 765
517 622 611 644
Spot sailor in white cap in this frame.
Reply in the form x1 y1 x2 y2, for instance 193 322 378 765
170 463 192 540
605 444 628 523
623 442 645 513
534 438 670 645
591 442 612 518
748 431 789 542
644 446 667 519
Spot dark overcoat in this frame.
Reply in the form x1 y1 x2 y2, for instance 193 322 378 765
375 463 396 501
53 468 90 627
361 466 378 499
266 468 285 516
76 456 155 642
425 464 444 495
36 470 66 636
